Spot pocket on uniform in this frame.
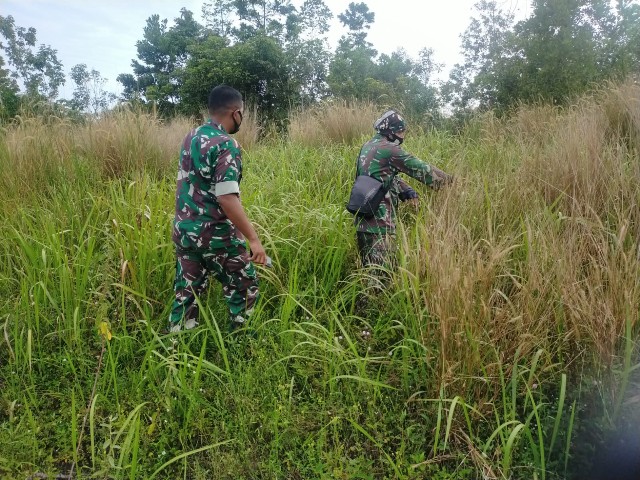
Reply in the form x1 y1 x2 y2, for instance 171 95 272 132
224 246 251 274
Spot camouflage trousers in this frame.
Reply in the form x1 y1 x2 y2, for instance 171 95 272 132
355 232 395 315
356 232 396 283
169 244 259 330
356 232 395 269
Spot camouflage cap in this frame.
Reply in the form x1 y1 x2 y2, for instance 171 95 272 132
373 110 406 135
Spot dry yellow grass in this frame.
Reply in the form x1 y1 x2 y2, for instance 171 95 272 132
0 105 263 188
396 80 640 392
0 109 188 186
288 99 380 145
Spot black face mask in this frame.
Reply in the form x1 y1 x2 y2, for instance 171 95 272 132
229 109 243 134
384 133 403 145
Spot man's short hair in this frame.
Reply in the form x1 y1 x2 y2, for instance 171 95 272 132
208 85 243 114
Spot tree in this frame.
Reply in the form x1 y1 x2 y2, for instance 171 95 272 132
117 8 203 115
202 0 235 39
327 3 442 122
512 0 616 105
299 0 332 39
613 0 640 76
442 0 515 112
415 47 443 89
327 46 377 99
285 0 333 103
0 14 65 99
337 1 375 50
376 49 441 120
327 2 377 99
286 38 332 103
231 0 297 42
180 35 293 122
69 64 116 114
0 55 19 120
444 0 637 115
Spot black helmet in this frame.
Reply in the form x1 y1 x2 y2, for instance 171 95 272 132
373 110 406 135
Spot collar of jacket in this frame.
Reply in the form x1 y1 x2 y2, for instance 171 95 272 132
206 118 227 133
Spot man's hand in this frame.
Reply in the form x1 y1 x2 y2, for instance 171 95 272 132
217 193 268 265
406 197 419 210
430 165 453 190
248 238 267 265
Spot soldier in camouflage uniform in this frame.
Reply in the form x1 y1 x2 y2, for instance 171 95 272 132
169 85 267 333
353 109 452 279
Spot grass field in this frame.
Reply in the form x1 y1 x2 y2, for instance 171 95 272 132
0 83 639 479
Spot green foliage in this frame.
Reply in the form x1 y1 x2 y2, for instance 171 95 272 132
180 35 293 122
327 45 377 100
284 0 334 104
68 64 116 114
328 1 377 98
613 0 640 76
0 16 115 122
298 0 333 37
2 0 640 127
201 0 235 39
286 38 332 104
0 14 65 100
446 0 640 116
0 56 19 120
326 3 442 123
328 46 442 126
117 8 203 116
337 1 375 50
511 0 616 105
231 0 297 42
442 0 516 112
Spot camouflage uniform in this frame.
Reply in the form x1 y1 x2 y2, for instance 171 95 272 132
169 119 258 331
354 111 451 275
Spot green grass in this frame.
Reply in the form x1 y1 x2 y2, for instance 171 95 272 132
1 85 639 479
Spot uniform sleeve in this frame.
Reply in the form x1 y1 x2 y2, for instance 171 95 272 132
392 177 418 200
390 146 450 189
190 132 214 180
213 139 242 196
429 164 453 190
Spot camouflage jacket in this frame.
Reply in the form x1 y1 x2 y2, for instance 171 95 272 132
354 134 449 234
172 119 245 250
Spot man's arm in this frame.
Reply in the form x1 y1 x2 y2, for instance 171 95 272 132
393 177 418 200
429 165 453 189
210 139 267 265
393 177 419 209
390 147 452 189
217 194 267 265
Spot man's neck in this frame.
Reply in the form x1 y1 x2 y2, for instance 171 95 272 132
208 115 227 132
209 115 223 126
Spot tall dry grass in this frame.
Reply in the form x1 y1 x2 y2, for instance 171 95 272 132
200 104 261 149
288 99 380 145
0 106 263 195
0 109 189 191
398 80 640 394
234 104 260 149
76 111 191 176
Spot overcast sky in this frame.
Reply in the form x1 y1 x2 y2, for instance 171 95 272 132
2 0 531 98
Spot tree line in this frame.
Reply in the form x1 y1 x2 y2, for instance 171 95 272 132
1 0 639 126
